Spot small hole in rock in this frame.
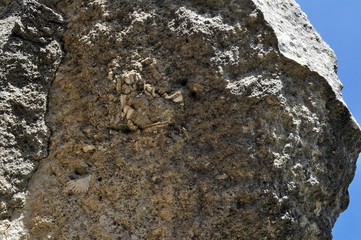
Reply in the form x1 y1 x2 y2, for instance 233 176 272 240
180 78 188 86
122 128 132 134
190 92 198 99
236 200 243 209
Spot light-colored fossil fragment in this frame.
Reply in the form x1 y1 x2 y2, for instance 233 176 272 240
123 105 135 119
120 94 127 109
172 94 183 103
124 77 134 85
216 173 228 180
149 63 163 81
81 145 96 153
181 127 189 138
0 220 11 236
115 71 141 93
107 70 114 81
144 83 159 98
114 113 122 124
115 75 122 93
122 85 135 95
123 71 141 85
141 57 153 65
126 108 135 119
127 120 138 131
64 175 92 194
143 120 170 130
163 90 183 104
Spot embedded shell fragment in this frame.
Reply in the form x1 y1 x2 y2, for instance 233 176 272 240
163 90 184 104
64 175 92 194
144 83 159 98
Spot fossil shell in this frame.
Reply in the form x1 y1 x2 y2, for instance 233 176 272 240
64 175 92 194
120 94 127 109
107 70 114 81
127 120 138 131
143 120 170 130
163 90 183 103
144 84 159 98
115 75 122 93
172 94 183 103
124 76 134 85
126 108 135 119
123 105 135 119
81 145 96 153
123 71 141 85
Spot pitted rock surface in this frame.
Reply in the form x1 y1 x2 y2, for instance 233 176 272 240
0 0 360 239
0 1 63 238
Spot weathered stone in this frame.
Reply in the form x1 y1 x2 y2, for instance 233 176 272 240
0 0 360 239
0 0 63 238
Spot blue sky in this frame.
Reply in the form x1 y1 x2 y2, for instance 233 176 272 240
295 1 361 239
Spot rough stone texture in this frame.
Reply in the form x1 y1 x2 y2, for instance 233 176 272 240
0 1 63 238
0 0 360 239
252 0 343 97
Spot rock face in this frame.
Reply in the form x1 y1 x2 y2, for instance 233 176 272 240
0 0 63 237
1 0 360 239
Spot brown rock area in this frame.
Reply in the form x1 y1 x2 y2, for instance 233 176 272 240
1 0 360 239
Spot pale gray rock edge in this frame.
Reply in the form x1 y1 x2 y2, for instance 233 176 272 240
252 0 343 98
0 0 63 238
0 0 360 239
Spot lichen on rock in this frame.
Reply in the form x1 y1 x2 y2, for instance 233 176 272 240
0 0 360 239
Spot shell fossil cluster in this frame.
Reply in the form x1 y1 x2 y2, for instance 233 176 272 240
108 57 184 132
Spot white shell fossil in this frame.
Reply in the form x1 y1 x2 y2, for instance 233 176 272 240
163 90 183 104
107 70 114 81
144 83 159 98
143 120 170 130
127 119 138 131
81 144 96 153
123 71 141 85
120 94 127 110
115 75 122 93
115 71 141 93
64 175 92 194
172 94 183 103
122 105 135 119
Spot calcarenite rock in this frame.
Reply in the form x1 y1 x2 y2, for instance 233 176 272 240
0 0 360 239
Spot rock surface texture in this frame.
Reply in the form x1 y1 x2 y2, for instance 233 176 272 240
1 0 360 239
0 0 63 237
